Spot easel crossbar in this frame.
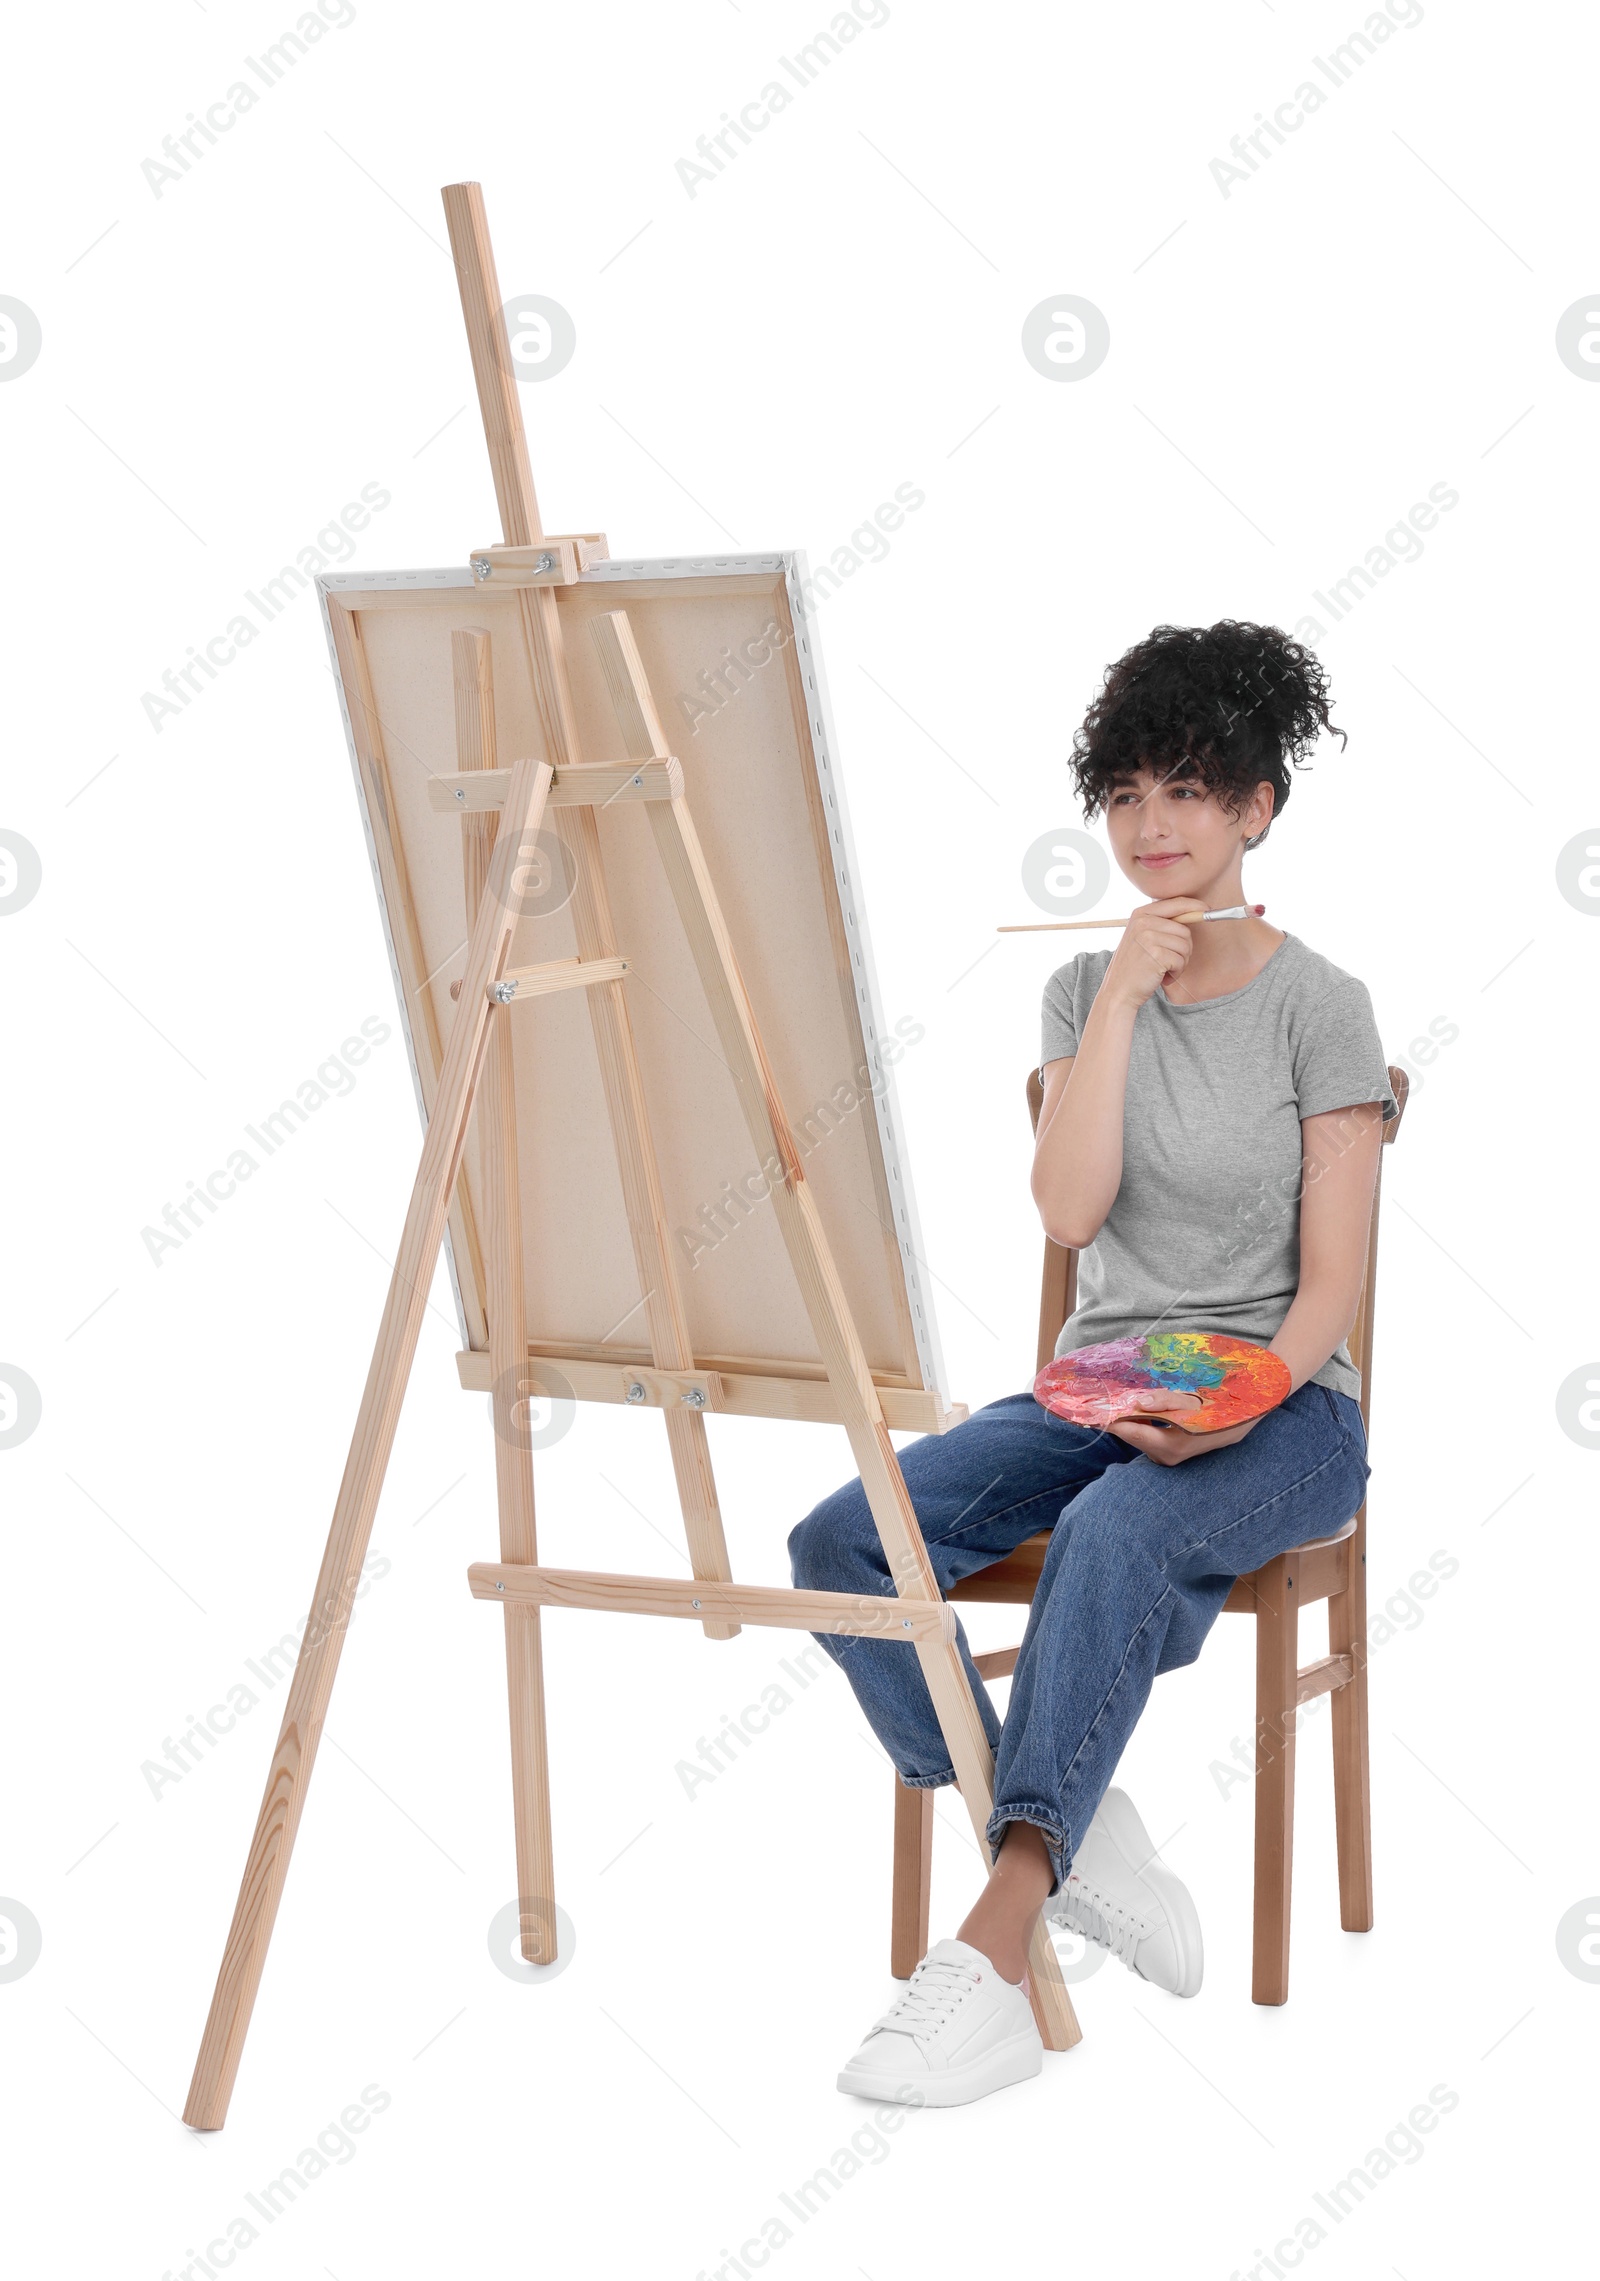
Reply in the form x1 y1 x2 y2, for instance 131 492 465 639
428 757 681 813
452 1347 965 1433
467 1563 957 1642
467 1569 954 1642
452 955 628 1005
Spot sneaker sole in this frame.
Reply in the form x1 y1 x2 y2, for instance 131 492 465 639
837 2025 1043 2108
1094 1788 1204 1998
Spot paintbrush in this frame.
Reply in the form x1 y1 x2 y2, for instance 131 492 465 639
997 902 1264 934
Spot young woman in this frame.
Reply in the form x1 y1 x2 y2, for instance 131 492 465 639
788 619 1398 2107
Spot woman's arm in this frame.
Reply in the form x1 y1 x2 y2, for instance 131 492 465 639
1030 1028 1127 1250
1031 899 1205 1248
1268 1099 1385 1394
1110 1098 1386 1464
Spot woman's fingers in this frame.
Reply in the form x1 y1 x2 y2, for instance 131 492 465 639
1107 900 1206 1008
1110 1421 1191 1464
1136 924 1197 976
1135 917 1194 953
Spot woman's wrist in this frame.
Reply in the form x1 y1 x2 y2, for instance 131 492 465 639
1086 982 1143 1027
1269 1311 1341 1398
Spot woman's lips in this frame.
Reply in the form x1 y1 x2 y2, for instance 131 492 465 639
1139 853 1186 866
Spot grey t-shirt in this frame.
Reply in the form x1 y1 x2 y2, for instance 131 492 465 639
1038 931 1398 1401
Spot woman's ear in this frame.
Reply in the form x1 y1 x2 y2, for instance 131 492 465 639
1243 779 1277 848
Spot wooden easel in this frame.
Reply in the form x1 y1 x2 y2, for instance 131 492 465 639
182 182 1080 2130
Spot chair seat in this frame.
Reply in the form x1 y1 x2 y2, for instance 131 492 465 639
1293 1514 1359 1549
946 1509 1360 1611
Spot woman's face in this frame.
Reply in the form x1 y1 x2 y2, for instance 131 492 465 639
1103 762 1274 894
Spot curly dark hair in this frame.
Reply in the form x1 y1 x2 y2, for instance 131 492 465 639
1068 619 1345 848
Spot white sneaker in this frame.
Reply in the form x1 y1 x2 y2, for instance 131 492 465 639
1046 1788 1203 1997
836 1937 1043 2108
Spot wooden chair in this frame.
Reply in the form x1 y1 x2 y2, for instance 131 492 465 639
889 1061 1410 2004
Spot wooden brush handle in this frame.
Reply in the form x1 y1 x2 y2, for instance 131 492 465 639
999 914 1178 934
997 904 1258 934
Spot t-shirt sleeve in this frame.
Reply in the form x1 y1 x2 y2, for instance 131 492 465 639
1292 974 1400 1124
1040 959 1081 1076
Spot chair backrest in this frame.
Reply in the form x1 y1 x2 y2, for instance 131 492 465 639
1025 1063 1410 1446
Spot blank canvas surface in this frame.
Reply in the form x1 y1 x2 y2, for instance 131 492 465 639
318 554 947 1399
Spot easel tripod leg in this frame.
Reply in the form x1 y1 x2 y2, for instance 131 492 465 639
908 1627 1080 2052
183 755 554 2128
453 625 557 1964
481 1005 557 1962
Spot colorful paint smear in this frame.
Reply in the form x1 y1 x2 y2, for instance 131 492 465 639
1033 1330 1292 1435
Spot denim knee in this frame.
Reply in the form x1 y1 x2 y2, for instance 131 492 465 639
786 1512 818 1587
787 1480 878 1591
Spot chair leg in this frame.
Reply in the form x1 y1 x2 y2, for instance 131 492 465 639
890 1775 933 1978
1251 1555 1299 2005
1328 1551 1374 1932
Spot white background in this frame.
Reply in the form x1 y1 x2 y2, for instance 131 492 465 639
1 0 1594 2274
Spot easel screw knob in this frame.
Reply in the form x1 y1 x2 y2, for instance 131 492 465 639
495 1581 505 1592
682 1387 706 1410
491 980 518 1004
625 1381 647 1403
470 554 493 581
691 1598 702 1610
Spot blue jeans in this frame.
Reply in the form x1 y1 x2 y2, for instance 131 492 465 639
787 1380 1371 1898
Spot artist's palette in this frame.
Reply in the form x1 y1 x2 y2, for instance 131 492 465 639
1033 1331 1292 1435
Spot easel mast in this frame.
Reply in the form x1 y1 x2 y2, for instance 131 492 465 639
182 184 1078 2131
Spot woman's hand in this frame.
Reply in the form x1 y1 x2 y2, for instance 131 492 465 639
1105 1388 1264 1466
1103 897 1209 1010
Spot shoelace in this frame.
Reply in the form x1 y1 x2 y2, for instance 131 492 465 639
870 1954 982 2040
1050 1875 1156 1971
